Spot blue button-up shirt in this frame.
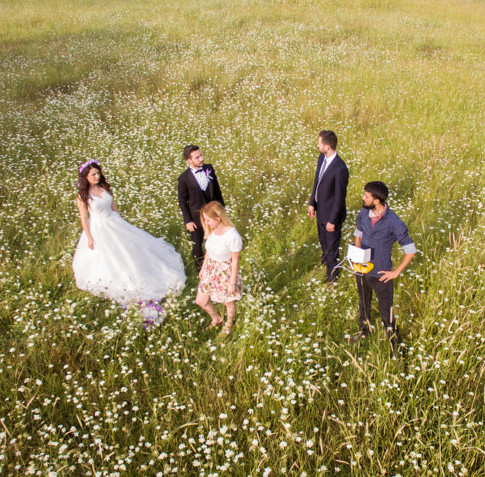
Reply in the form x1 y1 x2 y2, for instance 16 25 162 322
354 207 417 278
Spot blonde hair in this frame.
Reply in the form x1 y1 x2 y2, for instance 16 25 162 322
200 201 233 238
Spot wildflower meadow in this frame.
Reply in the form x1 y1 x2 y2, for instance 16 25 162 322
1 0 484 475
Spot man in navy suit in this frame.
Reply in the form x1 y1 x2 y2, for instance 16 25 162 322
308 130 349 282
178 145 225 270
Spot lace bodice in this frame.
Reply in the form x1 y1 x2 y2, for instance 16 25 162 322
88 191 115 220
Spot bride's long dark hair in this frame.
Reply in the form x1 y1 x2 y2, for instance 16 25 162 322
77 163 113 205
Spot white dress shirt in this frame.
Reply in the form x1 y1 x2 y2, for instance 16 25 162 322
319 151 337 178
190 167 209 191
316 151 337 202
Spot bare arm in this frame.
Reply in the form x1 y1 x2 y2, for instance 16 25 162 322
379 218 417 282
378 252 416 283
198 251 210 279
110 198 119 213
76 196 94 250
227 251 240 295
354 236 362 248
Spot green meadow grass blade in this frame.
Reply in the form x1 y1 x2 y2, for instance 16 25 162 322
1 0 484 474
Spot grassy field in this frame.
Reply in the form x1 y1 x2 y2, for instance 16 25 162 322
1 0 485 475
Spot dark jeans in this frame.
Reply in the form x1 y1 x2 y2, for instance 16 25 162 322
355 274 402 346
317 221 342 282
190 225 204 270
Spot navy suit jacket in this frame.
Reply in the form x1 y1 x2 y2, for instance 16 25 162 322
309 154 349 225
177 164 225 226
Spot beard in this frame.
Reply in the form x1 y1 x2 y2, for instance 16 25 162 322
362 201 375 210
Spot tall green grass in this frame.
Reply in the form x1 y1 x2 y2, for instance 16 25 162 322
1 0 484 474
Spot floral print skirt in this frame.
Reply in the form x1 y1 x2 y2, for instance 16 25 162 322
198 258 243 303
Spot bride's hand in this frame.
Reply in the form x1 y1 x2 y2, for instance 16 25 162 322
88 238 94 250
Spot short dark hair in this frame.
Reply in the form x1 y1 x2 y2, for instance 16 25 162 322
364 181 389 204
183 144 200 160
319 130 338 150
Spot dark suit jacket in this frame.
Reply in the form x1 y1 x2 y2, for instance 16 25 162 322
177 164 225 225
309 154 349 225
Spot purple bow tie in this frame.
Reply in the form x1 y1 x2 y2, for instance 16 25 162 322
194 168 204 173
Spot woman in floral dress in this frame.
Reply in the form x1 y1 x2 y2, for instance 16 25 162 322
196 201 243 335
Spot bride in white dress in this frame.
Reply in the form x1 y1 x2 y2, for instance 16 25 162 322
72 159 186 305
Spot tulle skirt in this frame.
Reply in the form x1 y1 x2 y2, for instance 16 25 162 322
72 213 186 304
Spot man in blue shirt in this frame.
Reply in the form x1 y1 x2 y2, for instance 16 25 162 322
350 181 417 352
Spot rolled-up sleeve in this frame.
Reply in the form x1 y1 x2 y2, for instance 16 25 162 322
402 242 417 254
393 217 416 254
354 210 364 238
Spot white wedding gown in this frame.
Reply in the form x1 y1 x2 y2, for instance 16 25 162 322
72 191 186 304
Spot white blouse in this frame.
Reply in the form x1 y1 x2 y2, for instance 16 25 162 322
205 227 243 262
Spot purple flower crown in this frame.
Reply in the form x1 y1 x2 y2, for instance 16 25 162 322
79 159 99 173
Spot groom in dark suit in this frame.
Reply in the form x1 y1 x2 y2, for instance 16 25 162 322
308 130 349 282
178 144 225 270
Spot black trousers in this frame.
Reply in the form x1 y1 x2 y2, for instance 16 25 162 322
317 220 342 282
190 225 204 270
355 274 402 344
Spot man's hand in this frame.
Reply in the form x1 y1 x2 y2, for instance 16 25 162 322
326 222 335 232
378 270 400 283
379 253 416 283
186 222 197 232
308 205 315 218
